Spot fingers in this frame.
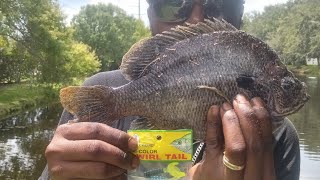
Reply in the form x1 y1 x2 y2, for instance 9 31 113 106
46 139 139 170
188 106 223 180
220 102 246 179
45 123 140 179
205 105 223 156
49 161 125 180
188 163 205 180
250 98 273 151
55 122 138 152
233 95 266 180
250 98 276 180
202 105 223 172
190 96 275 180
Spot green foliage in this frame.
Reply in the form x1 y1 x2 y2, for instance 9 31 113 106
0 0 100 84
72 3 150 71
242 0 320 66
0 38 30 83
64 42 100 79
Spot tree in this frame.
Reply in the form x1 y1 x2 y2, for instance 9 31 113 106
242 0 320 66
0 0 100 84
64 42 100 79
0 35 31 83
72 3 150 71
242 4 287 41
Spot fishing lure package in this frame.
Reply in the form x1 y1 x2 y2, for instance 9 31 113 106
127 130 193 180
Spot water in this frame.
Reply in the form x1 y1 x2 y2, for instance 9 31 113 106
289 76 320 180
0 104 62 180
0 77 319 179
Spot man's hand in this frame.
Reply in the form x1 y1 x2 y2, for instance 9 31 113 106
45 122 139 180
189 94 276 180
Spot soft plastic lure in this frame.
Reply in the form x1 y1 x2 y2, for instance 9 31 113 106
164 162 186 179
143 162 186 180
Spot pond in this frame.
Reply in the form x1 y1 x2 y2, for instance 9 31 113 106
0 104 62 180
289 76 320 180
0 76 319 179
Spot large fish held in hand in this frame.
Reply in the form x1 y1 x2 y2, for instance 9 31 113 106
60 18 309 140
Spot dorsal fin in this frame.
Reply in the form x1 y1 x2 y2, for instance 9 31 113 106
120 18 237 81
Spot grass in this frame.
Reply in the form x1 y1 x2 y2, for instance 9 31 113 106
0 78 85 119
287 65 320 76
0 83 59 119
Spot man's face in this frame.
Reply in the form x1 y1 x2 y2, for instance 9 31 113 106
148 0 208 35
147 0 243 35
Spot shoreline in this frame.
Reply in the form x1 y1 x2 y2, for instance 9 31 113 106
0 84 59 120
288 65 320 77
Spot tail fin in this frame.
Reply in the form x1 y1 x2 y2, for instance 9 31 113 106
59 85 117 124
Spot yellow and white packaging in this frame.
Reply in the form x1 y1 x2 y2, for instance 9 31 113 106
127 130 193 180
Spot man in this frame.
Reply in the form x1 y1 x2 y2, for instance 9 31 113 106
40 0 300 179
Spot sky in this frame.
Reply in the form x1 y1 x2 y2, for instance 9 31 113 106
59 0 290 25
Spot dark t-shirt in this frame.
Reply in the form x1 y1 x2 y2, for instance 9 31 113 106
39 70 300 180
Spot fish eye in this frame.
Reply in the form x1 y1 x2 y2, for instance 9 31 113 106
178 140 182 145
281 78 295 90
282 82 292 90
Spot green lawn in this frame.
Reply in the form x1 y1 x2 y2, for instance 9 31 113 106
0 77 85 119
288 65 320 76
0 83 58 118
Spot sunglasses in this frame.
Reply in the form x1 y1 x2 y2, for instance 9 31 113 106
148 0 223 23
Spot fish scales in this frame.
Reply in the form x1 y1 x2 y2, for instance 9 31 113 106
60 19 309 140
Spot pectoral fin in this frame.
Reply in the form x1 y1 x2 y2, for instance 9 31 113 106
197 85 230 104
129 117 157 130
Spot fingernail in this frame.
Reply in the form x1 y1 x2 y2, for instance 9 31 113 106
210 105 219 113
251 97 266 107
235 94 248 103
222 102 232 111
211 105 219 109
131 156 140 169
128 137 138 152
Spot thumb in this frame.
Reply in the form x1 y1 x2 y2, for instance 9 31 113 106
204 105 223 158
188 106 223 180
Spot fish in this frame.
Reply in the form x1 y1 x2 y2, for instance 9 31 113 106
170 133 192 154
59 18 310 140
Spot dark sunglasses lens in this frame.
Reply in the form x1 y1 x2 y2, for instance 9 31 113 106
153 0 193 22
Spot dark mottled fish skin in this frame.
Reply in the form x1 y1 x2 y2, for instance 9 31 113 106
60 19 309 140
